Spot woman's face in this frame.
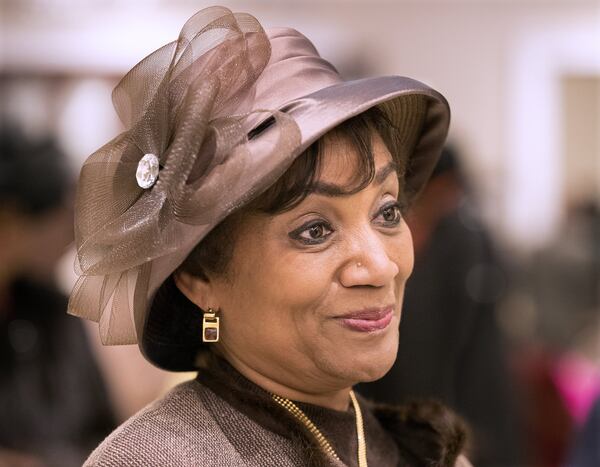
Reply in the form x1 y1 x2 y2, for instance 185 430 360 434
206 132 413 393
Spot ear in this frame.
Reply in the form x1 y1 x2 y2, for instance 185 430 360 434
173 270 217 311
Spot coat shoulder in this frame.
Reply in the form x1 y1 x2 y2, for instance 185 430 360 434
84 380 242 467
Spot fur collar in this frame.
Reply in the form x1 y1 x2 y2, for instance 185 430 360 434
371 399 468 466
199 355 467 466
288 398 468 467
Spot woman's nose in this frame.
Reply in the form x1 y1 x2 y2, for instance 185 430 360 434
338 229 401 288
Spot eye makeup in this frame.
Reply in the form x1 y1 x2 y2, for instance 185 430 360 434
288 219 334 245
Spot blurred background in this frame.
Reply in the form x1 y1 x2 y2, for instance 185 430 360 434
1 0 599 466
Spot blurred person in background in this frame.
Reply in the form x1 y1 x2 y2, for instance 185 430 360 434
516 200 600 467
359 146 522 466
0 124 116 467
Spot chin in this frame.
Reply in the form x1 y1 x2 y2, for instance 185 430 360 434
341 333 399 384
357 350 398 382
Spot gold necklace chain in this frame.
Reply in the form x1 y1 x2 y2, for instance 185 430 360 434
349 390 368 467
271 390 368 467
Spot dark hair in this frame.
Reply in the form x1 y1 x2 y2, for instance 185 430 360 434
179 105 405 280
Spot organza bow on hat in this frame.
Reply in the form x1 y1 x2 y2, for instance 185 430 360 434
68 7 302 344
68 5 450 357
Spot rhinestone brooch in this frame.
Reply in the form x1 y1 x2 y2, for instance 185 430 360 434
136 153 160 189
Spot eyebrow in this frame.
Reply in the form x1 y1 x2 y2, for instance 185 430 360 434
311 160 398 196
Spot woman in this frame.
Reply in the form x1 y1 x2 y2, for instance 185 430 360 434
69 6 470 466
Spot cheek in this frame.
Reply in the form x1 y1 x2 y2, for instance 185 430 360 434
243 248 334 319
217 242 334 346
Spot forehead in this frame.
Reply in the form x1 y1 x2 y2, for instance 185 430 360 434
316 130 394 186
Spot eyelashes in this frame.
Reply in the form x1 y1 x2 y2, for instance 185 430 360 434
377 201 403 226
288 201 404 246
288 219 333 245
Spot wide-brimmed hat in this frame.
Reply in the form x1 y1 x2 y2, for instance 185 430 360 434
67 6 450 367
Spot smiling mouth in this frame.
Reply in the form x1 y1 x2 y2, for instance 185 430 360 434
336 306 395 332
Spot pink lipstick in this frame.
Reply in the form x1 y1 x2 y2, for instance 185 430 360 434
337 306 394 332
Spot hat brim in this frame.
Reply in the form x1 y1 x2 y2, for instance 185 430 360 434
286 75 450 202
141 75 449 371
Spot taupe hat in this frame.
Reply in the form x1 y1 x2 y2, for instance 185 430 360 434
68 6 450 367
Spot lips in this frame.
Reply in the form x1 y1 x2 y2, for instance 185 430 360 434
336 306 395 332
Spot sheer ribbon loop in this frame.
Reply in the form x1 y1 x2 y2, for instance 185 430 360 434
68 7 301 344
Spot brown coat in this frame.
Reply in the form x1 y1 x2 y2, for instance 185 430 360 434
85 374 469 467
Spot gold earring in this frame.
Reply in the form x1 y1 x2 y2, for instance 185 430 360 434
202 307 220 343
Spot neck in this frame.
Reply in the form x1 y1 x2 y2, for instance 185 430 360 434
219 349 352 412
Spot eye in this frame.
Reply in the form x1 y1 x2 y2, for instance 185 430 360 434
289 220 334 245
376 202 403 227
